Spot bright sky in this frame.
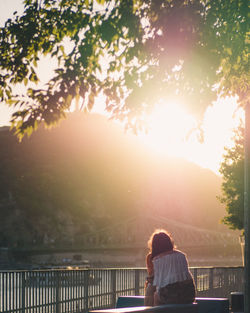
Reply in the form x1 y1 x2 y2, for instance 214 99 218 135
0 0 244 175
0 0 25 126
138 96 244 175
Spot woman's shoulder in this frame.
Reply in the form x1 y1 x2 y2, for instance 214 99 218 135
153 249 186 262
173 249 185 255
153 249 174 261
173 249 188 258
154 249 186 260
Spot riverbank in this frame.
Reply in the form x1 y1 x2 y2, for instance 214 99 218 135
1 248 243 270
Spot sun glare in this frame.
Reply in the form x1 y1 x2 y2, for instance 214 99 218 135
139 100 197 157
138 97 243 175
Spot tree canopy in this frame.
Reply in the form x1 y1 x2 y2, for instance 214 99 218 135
219 125 244 231
0 0 248 139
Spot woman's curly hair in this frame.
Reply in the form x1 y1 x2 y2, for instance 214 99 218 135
148 229 175 259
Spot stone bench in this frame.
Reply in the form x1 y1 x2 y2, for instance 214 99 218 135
115 296 229 313
90 303 198 313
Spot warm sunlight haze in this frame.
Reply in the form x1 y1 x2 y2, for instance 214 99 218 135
0 0 244 176
138 96 244 175
139 99 197 157
0 1 248 308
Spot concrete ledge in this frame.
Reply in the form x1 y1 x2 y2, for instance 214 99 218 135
115 296 229 313
196 298 229 313
90 303 198 313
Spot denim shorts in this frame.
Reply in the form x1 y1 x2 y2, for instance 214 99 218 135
158 279 196 304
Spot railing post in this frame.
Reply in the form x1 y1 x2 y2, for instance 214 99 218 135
209 268 214 296
223 267 229 297
84 270 89 313
55 271 61 313
21 272 25 313
193 268 198 292
134 269 139 295
111 269 116 308
244 100 250 313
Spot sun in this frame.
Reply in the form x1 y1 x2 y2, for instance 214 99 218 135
139 100 197 158
138 96 243 175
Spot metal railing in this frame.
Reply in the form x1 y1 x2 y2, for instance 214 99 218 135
0 267 244 313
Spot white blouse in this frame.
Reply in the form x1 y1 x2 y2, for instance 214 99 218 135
153 250 193 291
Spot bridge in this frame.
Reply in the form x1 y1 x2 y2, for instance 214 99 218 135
81 214 240 251
5 215 241 269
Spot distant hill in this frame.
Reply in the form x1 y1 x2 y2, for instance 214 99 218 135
0 112 233 249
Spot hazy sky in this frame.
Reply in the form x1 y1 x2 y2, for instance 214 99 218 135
0 1 244 175
0 1 24 26
0 0 24 125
